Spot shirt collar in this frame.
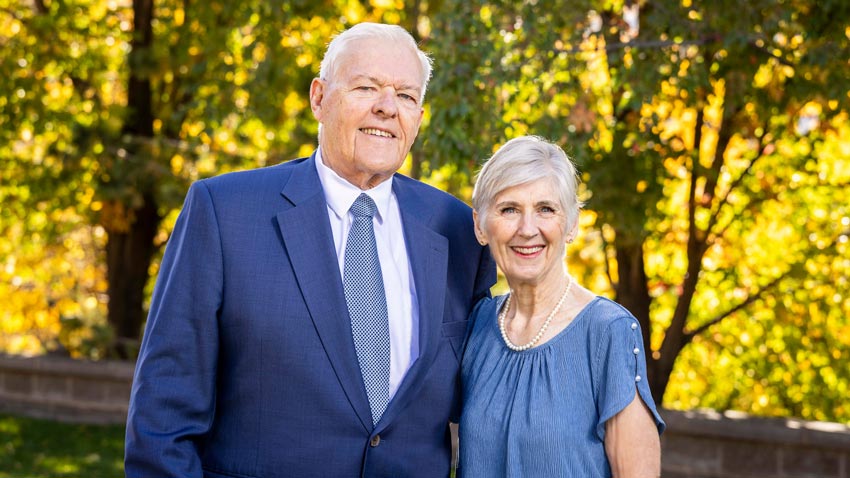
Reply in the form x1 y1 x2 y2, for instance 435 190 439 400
315 148 393 222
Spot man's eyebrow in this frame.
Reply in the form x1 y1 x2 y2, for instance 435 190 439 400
350 74 421 93
350 74 379 84
397 81 422 93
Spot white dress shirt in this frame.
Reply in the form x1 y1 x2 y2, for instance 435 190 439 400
315 150 419 398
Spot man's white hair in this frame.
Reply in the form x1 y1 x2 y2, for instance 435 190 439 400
319 22 433 103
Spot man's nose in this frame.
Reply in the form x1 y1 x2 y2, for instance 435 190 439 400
373 89 399 117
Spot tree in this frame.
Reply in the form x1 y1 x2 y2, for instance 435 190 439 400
2 0 848 422
425 0 850 417
570 0 850 406
1 0 118 355
0 0 406 357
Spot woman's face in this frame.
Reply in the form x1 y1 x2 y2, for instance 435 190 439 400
475 178 571 288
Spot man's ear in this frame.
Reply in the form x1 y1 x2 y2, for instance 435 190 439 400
309 78 325 120
473 210 487 246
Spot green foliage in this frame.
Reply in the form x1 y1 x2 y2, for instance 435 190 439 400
0 414 125 477
1 0 849 421
426 0 850 422
0 0 398 355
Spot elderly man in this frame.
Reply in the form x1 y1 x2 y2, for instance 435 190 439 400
124 22 495 478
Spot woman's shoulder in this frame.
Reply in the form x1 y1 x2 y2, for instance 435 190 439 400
468 294 507 328
471 294 506 317
582 296 641 333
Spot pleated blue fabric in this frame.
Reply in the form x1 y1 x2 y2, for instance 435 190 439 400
458 296 665 478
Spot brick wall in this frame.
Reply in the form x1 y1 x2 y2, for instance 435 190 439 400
661 408 850 478
1 354 848 477
0 354 134 425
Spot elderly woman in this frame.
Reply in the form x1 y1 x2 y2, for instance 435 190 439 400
459 136 665 477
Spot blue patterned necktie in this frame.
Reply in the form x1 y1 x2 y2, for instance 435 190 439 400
343 193 391 426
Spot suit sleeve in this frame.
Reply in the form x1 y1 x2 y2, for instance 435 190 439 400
124 181 223 477
472 244 497 304
449 244 496 424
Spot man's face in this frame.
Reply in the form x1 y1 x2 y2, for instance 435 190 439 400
310 38 425 190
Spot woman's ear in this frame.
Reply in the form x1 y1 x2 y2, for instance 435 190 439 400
473 210 488 246
566 219 580 244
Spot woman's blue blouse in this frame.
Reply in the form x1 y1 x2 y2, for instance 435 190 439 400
458 295 665 478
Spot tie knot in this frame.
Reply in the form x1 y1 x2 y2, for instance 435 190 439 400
350 193 377 219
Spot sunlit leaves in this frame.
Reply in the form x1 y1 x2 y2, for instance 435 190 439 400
0 219 108 358
1 0 848 421
0 0 407 355
427 0 850 423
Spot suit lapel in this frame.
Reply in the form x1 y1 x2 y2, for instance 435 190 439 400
276 155 373 432
376 178 449 429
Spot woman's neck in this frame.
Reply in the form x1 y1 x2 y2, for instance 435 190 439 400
508 273 571 321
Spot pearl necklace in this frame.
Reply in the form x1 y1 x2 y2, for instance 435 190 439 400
498 277 573 352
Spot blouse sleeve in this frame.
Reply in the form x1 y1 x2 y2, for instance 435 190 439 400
592 315 665 442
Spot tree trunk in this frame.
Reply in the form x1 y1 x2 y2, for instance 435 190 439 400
106 195 159 358
105 0 157 358
612 241 658 398
410 149 423 180
649 249 702 403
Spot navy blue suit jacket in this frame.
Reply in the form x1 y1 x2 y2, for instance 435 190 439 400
125 154 496 478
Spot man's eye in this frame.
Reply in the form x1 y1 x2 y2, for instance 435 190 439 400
399 93 417 103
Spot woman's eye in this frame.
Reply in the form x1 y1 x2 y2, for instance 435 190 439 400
500 207 519 214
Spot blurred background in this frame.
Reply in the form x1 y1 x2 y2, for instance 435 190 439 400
1 0 848 476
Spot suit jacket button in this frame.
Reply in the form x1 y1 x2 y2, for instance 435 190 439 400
370 435 381 447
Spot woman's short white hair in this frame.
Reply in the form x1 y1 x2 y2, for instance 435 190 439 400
472 135 583 231
319 22 433 103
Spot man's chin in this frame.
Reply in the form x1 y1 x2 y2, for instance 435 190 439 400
355 155 405 175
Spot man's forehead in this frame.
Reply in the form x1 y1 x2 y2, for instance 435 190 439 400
333 40 423 81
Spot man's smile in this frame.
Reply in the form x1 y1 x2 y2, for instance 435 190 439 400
360 127 395 138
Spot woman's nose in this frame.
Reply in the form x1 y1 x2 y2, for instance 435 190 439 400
517 213 538 237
